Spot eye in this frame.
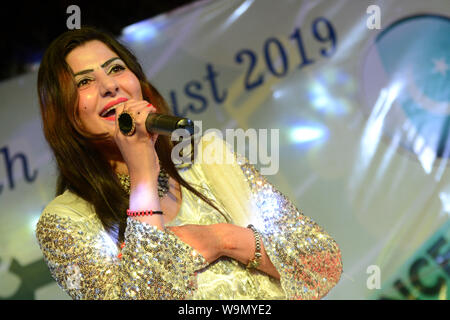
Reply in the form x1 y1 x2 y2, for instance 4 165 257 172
77 78 93 88
109 64 126 74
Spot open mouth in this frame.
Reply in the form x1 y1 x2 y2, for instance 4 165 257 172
100 102 126 120
101 107 117 118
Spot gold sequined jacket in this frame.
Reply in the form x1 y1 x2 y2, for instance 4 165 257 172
35 131 342 300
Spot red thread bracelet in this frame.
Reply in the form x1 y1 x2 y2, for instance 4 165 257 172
126 209 163 217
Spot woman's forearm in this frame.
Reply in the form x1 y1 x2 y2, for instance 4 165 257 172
217 223 280 280
129 176 164 230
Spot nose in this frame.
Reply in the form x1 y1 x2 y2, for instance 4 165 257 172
98 72 119 97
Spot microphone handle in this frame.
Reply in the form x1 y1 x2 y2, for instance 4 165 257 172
145 113 194 136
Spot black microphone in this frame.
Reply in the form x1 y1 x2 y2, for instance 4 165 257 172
117 111 194 136
145 113 194 136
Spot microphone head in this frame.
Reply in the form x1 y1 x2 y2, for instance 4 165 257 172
145 113 194 136
175 118 194 135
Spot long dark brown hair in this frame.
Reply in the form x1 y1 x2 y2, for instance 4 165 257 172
37 26 228 245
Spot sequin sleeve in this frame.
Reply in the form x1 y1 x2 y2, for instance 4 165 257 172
35 206 208 300
197 131 343 299
239 159 343 299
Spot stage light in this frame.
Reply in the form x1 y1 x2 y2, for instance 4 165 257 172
290 125 327 143
308 80 349 115
225 0 254 27
122 20 159 43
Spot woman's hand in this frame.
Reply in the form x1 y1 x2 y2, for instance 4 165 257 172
114 99 160 182
167 224 225 263
114 100 164 229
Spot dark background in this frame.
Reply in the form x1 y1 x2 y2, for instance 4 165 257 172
0 0 199 83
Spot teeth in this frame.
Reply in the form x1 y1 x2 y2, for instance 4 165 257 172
100 106 117 117
101 102 126 117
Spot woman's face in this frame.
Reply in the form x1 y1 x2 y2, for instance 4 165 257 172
66 40 143 137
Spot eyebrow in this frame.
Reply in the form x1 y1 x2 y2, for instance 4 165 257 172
73 57 122 77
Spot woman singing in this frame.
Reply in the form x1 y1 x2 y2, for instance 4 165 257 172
35 27 342 300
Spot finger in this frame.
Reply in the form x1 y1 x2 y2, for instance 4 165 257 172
118 101 156 138
151 133 159 144
147 104 158 115
123 99 148 110
114 102 127 136
121 101 149 121
132 103 156 129
145 104 159 142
